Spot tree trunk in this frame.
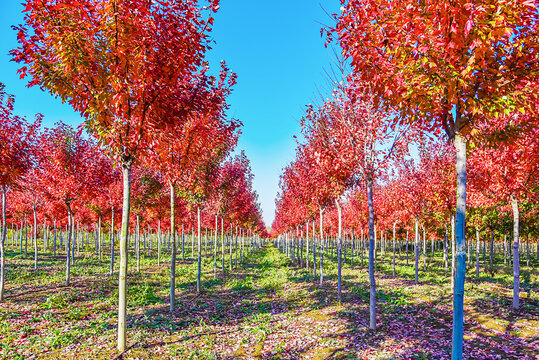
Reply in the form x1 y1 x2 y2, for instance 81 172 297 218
221 217 225 274
444 224 449 271
490 229 494 270
24 215 27 257
65 203 73 286
98 214 102 261
136 215 140 272
117 161 132 352
510 194 520 310
422 225 426 270
451 214 456 292
414 217 419 284
181 224 185 262
33 205 38 270
336 199 342 302
229 223 233 271
452 133 467 360
392 222 396 277
197 206 202 293
0 185 7 301
367 177 376 330
234 226 238 267
406 230 409 266
306 221 310 271
476 228 480 279
313 220 317 277
156 219 160 266
110 207 115 277
53 219 57 257
214 215 217 279
319 206 324 287
170 183 176 313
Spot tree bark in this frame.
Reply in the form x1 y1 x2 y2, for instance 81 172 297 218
313 220 317 277
510 194 520 310
221 217 225 274
117 160 132 352
444 224 449 271
451 214 456 292
452 133 467 360
367 177 376 330
476 228 480 279
214 215 217 279
98 214 102 261
489 229 494 270
392 222 396 277
136 215 140 272
65 203 73 286
406 230 409 266
319 206 324 287
415 217 419 284
0 185 7 301
157 218 161 266
170 183 176 313
422 225 426 270
33 205 38 270
110 207 115 277
197 206 202 293
336 199 342 302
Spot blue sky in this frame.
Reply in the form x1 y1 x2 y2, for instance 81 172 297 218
0 0 341 226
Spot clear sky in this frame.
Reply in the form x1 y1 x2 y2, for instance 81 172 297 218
0 0 341 227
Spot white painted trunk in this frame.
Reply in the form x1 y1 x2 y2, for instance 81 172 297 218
511 194 520 309
117 162 132 352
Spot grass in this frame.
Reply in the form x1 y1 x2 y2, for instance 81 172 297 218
0 238 537 359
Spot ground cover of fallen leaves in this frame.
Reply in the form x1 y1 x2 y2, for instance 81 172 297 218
0 242 537 359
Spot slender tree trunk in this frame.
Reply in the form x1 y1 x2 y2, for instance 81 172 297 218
319 206 324 287
489 229 494 271
24 214 27 257
0 185 7 301
234 226 238 267
197 206 202 293
422 225 426 270
229 223 233 271
535 233 539 260
117 161 132 352
136 215 140 272
98 215 102 261
476 228 480 279
313 220 317 277
221 217 225 274
510 194 520 310
451 214 456 292
525 233 529 267
214 215 217 279
71 217 75 265
406 230 409 266
336 199 342 302
53 219 57 257
157 218 161 266
452 133 467 360
414 217 419 284
444 224 449 271
181 224 184 262
170 183 176 313
306 221 310 271
110 207 115 277
367 177 376 330
33 205 38 270
392 222 396 277
65 203 73 286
